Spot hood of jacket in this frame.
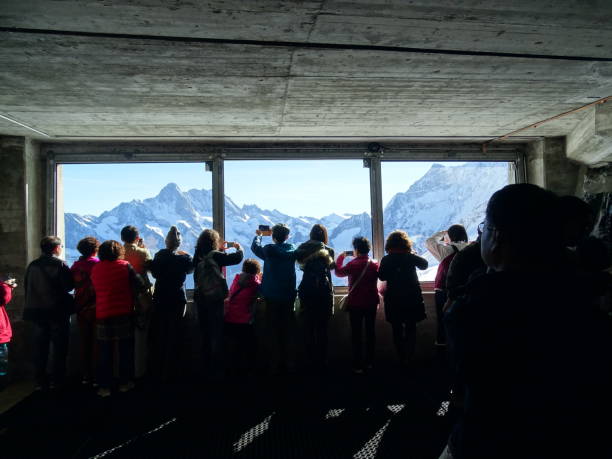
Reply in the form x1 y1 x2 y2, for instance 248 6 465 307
297 240 334 268
237 272 258 288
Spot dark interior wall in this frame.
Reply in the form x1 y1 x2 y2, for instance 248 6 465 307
0 136 46 380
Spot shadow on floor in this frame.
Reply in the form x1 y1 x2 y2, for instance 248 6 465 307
0 355 454 459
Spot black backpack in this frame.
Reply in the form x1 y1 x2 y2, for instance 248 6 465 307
299 256 333 300
195 251 228 303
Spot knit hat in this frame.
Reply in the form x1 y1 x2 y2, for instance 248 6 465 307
165 226 181 250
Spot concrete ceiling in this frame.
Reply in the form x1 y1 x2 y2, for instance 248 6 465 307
1 0 612 139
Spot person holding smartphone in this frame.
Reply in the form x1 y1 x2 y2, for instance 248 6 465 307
335 237 379 374
251 223 298 373
120 225 153 380
193 229 243 379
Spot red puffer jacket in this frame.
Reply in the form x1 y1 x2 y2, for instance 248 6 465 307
0 282 13 344
91 260 134 319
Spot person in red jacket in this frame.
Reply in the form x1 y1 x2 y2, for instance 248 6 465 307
335 237 380 374
91 240 144 397
0 274 17 386
224 258 261 376
70 237 100 385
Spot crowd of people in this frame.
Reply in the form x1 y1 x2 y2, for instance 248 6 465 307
0 183 610 458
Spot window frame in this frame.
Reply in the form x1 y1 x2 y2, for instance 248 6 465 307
44 141 526 289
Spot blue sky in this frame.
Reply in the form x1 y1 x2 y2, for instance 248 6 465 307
62 160 466 218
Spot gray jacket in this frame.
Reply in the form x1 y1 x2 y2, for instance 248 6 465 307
24 254 74 320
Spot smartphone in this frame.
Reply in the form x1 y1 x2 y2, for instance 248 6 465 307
258 224 272 236
225 241 236 249
345 250 354 256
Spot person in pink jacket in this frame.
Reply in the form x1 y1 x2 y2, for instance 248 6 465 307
335 237 380 374
70 237 100 385
224 258 261 376
1 274 17 386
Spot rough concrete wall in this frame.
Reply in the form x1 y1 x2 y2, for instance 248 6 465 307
24 138 45 263
526 139 545 187
543 137 581 196
527 137 583 196
0 136 33 379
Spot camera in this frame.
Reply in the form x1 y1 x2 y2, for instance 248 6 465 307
225 241 237 249
344 250 354 256
258 225 272 236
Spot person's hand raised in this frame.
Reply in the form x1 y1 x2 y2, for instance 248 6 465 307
255 229 262 236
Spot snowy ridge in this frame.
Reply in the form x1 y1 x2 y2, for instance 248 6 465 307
65 162 509 285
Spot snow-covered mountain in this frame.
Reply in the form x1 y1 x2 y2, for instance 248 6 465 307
65 162 510 286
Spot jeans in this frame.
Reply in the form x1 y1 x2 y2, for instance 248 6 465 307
264 298 296 370
77 309 96 381
197 298 225 376
349 308 376 368
435 290 448 344
224 322 256 374
300 298 332 369
97 337 134 389
390 320 416 362
31 316 70 386
0 343 8 376
151 304 186 383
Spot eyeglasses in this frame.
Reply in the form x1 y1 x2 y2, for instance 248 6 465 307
478 222 496 233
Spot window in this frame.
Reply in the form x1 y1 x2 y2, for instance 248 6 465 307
381 161 513 280
54 146 522 291
223 160 372 286
61 163 212 288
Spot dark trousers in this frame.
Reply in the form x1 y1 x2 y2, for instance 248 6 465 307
97 337 134 389
390 320 416 362
197 298 224 376
301 299 331 369
77 309 97 381
224 322 256 374
435 290 448 344
31 316 70 386
151 304 186 383
264 298 296 370
349 308 377 368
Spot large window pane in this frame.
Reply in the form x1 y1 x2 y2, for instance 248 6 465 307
62 163 212 288
382 161 513 280
224 160 372 286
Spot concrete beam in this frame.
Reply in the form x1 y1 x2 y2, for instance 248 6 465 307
567 102 612 166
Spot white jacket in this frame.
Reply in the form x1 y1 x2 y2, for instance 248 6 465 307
425 231 470 262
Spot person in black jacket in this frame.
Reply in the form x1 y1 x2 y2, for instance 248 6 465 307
150 226 194 383
378 230 428 365
193 229 243 378
442 184 612 459
24 236 74 390
295 224 335 371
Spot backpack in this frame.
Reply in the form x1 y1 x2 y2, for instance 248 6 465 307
73 270 96 312
299 253 333 300
196 251 229 302
434 245 459 291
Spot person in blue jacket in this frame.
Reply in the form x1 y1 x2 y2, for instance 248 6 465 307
251 223 297 373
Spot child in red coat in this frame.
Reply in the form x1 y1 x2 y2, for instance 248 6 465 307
224 259 261 376
1 274 17 385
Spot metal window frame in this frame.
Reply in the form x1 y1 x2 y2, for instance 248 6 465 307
43 141 526 263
